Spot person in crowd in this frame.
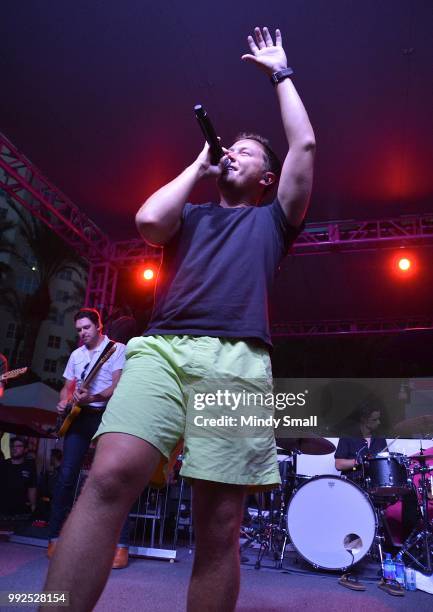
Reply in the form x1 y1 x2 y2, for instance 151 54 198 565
0 436 37 515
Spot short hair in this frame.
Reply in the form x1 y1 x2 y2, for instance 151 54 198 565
73 308 102 328
233 132 282 179
10 436 27 448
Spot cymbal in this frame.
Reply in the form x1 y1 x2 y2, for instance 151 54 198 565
411 453 433 462
394 415 433 436
276 437 336 455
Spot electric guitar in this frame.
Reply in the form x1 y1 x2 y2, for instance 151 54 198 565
55 344 117 438
0 367 28 382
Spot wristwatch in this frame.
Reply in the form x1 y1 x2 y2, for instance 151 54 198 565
270 67 294 86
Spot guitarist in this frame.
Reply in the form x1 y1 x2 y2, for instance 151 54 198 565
48 308 128 567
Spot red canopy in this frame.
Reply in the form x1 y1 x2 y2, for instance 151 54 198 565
0 405 56 438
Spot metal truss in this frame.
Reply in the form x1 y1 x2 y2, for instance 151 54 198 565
110 238 161 265
271 316 433 337
111 213 433 265
2 129 433 326
84 262 119 314
110 214 433 264
0 132 111 261
294 215 433 255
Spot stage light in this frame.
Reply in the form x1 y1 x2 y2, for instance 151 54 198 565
390 251 416 279
398 257 411 271
135 264 158 287
143 268 154 281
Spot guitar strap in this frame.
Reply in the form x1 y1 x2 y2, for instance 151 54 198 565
83 340 116 384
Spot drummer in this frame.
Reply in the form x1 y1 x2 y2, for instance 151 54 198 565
334 403 387 481
335 402 420 539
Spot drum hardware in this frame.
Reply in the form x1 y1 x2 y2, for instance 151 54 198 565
286 475 377 571
400 450 433 575
241 470 403 573
276 437 336 456
394 415 433 437
373 504 397 554
240 510 286 570
241 451 298 569
242 441 423 573
361 453 412 498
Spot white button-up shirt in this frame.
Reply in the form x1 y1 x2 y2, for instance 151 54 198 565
63 335 126 408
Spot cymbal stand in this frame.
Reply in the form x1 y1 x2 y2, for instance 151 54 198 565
240 452 296 569
240 506 271 569
271 454 297 568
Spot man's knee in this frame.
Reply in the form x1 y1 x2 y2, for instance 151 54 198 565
84 463 137 505
196 504 243 552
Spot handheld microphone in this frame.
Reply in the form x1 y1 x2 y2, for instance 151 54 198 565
194 104 227 166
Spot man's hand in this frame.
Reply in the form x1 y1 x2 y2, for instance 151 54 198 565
72 387 92 405
194 141 227 180
241 27 287 76
56 399 69 415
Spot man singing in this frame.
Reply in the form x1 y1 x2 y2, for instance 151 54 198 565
44 27 315 611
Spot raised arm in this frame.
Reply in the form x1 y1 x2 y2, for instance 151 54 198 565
135 143 224 246
242 27 316 227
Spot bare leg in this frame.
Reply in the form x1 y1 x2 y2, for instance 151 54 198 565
43 433 161 611
187 480 246 612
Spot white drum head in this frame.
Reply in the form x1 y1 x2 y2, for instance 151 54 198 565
287 475 376 570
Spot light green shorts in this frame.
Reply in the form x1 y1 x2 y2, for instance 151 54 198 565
95 335 280 490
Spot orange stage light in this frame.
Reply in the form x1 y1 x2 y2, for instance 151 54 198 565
398 257 411 271
390 252 416 279
135 265 157 286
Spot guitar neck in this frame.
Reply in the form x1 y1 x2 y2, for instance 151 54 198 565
81 344 116 389
82 365 102 388
0 367 27 382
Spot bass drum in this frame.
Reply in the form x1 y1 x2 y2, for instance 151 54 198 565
286 475 376 570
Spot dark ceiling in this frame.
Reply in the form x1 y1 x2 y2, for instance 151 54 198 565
2 0 432 239
1 1 433 326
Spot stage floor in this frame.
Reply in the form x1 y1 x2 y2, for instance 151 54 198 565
0 540 431 611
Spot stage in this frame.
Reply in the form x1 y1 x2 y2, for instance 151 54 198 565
0 540 431 611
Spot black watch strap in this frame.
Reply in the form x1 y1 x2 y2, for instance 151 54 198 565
270 67 294 86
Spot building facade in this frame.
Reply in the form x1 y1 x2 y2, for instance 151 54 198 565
0 190 87 387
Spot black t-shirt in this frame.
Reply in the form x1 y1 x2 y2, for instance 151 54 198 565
145 199 302 347
335 436 388 481
0 459 37 514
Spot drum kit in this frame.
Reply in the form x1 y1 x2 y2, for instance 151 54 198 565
241 434 433 575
